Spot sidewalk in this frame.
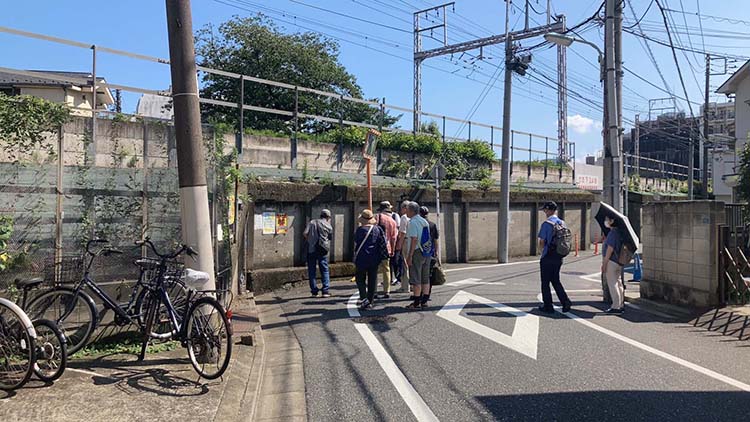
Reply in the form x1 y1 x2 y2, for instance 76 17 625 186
0 296 261 422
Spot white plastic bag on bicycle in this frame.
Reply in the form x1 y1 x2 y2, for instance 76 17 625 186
184 268 211 291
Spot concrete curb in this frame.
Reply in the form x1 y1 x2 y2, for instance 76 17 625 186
212 296 261 422
252 295 308 422
624 294 698 320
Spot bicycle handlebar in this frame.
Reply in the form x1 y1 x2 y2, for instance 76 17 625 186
135 237 198 260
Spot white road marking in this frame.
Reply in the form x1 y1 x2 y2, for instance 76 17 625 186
347 295 439 422
445 260 538 273
438 291 539 360
560 305 750 392
580 272 602 283
445 278 506 287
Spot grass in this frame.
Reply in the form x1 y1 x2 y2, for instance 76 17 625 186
71 331 179 360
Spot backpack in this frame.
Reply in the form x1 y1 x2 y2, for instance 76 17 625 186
550 220 572 257
312 220 330 256
419 224 433 258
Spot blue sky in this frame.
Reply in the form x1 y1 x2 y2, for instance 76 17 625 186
1 0 748 159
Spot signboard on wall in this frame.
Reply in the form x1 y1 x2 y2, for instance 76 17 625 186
262 212 276 235
276 213 288 235
362 129 380 160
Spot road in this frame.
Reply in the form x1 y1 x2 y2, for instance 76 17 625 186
272 255 750 421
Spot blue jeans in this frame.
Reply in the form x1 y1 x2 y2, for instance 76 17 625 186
307 252 330 294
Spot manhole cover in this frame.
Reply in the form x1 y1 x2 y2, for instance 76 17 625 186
353 315 397 324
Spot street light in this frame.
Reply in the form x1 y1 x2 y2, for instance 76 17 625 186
544 32 602 62
544 31 622 212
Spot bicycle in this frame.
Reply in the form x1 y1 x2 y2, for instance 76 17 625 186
24 239 187 355
0 297 35 390
136 238 232 379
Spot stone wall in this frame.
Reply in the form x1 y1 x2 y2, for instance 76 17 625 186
640 201 726 307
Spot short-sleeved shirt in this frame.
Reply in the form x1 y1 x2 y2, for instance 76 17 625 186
406 215 429 253
398 214 410 234
538 215 563 259
375 212 398 255
604 228 623 264
391 212 401 228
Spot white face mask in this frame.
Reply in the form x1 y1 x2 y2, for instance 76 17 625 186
604 219 613 228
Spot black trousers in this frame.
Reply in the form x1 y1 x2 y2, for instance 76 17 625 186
356 264 379 302
540 256 571 308
390 250 404 282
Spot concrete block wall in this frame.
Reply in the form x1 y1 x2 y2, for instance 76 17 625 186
640 200 726 307
244 182 594 270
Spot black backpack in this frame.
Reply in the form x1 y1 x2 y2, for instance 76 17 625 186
550 220 572 257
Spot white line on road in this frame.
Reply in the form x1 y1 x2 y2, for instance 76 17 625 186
580 272 602 283
444 278 506 287
67 367 107 377
539 290 750 392
444 260 538 273
438 291 539 360
347 295 440 422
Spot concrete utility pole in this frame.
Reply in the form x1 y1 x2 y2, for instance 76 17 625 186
165 0 216 288
498 0 512 264
702 54 710 198
604 0 623 211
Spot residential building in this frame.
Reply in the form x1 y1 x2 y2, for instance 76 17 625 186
623 112 699 179
701 101 736 140
136 90 173 120
716 60 750 201
0 69 114 116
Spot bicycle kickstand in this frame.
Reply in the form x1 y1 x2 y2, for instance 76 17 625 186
138 336 149 361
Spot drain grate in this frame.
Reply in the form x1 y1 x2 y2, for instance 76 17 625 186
353 315 397 324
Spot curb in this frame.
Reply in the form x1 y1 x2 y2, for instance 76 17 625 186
212 296 261 422
624 295 697 320
251 295 308 422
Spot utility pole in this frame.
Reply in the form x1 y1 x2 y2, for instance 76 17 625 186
165 0 216 288
634 114 640 175
702 54 710 198
604 0 622 211
498 0 512 264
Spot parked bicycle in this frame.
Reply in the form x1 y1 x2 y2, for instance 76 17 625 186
0 296 67 390
26 238 232 379
24 239 187 355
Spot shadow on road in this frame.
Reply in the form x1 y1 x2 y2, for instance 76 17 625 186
476 390 750 422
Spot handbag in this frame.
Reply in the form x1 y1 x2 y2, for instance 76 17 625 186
430 259 446 286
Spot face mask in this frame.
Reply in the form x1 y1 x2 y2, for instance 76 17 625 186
604 220 612 228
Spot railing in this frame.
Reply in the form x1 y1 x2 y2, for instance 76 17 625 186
0 25 577 176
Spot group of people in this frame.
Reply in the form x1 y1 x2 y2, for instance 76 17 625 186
304 200 439 310
306 199 627 316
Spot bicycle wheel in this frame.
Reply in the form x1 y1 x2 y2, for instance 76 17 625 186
135 280 189 340
185 297 232 380
26 288 97 355
32 319 67 383
0 300 35 391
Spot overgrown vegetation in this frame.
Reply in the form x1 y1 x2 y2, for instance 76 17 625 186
0 93 69 162
72 331 179 359
738 143 750 216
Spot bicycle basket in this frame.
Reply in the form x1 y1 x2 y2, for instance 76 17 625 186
44 256 84 285
136 257 185 286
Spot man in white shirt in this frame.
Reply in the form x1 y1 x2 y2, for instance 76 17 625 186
405 201 431 309
395 200 411 293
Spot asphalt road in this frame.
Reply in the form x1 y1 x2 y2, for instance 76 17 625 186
274 255 750 422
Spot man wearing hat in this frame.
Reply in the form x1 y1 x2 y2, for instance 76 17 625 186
537 201 572 313
376 201 399 298
303 209 333 298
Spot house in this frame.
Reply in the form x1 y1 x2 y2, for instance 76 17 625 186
0 69 114 116
716 60 750 201
136 91 173 120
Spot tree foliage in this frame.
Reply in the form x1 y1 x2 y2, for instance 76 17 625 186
0 93 69 161
196 15 399 133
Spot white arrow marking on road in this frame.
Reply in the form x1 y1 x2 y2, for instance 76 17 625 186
347 295 440 422
445 278 506 287
445 260 538 273
580 272 602 283
437 291 539 360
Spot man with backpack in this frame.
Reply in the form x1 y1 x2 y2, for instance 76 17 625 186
303 209 333 298
404 201 433 310
537 201 573 314
376 201 399 299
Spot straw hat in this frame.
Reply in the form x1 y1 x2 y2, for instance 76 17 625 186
359 209 376 225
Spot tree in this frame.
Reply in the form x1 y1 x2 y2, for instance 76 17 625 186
0 93 69 162
195 15 399 134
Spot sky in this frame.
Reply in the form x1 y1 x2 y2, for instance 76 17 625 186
1 0 748 160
